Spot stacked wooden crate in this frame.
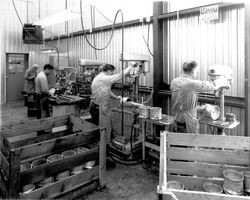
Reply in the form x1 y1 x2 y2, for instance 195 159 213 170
0 114 106 199
157 132 250 200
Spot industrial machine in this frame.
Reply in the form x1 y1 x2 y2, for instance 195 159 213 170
200 64 240 134
76 59 107 98
110 52 151 161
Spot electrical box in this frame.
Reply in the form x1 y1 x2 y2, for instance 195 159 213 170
23 24 43 44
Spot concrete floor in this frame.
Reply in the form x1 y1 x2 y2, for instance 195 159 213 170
0 101 159 200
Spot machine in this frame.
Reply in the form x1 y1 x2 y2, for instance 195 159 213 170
200 64 239 134
76 59 107 98
110 52 151 160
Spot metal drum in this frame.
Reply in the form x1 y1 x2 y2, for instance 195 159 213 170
31 158 47 168
203 182 223 194
139 106 150 118
62 150 76 158
223 169 244 195
167 181 184 190
203 104 220 120
149 107 162 120
21 184 35 194
47 154 62 163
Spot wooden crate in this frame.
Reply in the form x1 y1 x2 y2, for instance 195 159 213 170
0 114 106 199
157 132 250 200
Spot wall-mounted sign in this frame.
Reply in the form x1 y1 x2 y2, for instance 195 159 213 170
200 5 219 22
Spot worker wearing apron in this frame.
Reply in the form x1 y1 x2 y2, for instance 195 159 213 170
170 61 228 133
35 64 55 119
24 64 39 93
90 64 133 167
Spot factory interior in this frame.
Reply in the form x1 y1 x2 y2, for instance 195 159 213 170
1 0 250 199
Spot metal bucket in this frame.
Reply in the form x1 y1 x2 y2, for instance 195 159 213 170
139 106 150 118
31 158 47 168
62 150 76 158
203 182 223 194
22 184 35 194
37 177 54 188
203 104 221 120
223 169 244 194
244 171 250 193
84 160 96 169
77 147 89 153
47 154 62 163
167 181 184 190
56 170 70 181
20 163 31 172
149 107 162 120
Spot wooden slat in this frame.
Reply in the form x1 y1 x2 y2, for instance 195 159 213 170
20 148 99 186
0 172 8 198
0 151 9 179
168 161 250 178
8 149 21 198
167 132 250 150
99 128 106 188
2 115 69 138
20 167 99 199
160 189 250 200
11 130 69 148
168 147 250 165
168 175 223 191
54 180 98 200
145 141 160 151
19 129 99 161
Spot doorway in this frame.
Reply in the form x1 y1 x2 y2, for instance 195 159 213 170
6 53 29 102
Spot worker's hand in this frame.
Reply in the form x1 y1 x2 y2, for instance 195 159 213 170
213 78 229 90
117 96 122 100
49 88 56 96
197 104 207 112
130 61 138 68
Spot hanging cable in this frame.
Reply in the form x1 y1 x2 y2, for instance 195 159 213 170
95 7 113 23
90 5 97 59
141 20 153 57
80 0 121 51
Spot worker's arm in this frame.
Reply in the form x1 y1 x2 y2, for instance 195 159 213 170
110 92 121 100
104 65 134 84
192 80 216 93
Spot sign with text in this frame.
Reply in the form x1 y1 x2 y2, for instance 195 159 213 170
200 5 219 22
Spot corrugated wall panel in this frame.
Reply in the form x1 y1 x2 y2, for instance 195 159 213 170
163 6 245 136
164 7 244 97
49 24 154 87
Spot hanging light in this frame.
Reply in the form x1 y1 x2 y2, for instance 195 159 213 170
33 10 80 27
40 48 57 54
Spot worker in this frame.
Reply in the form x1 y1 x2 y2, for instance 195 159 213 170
90 63 134 168
35 64 55 119
24 64 39 94
170 61 228 134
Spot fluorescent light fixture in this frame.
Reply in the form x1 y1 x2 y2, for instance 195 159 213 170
33 10 79 27
40 49 57 54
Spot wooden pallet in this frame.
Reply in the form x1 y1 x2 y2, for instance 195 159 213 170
0 114 106 199
157 132 250 200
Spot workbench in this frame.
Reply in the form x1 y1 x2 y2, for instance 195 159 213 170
49 95 88 117
199 117 240 135
140 114 174 166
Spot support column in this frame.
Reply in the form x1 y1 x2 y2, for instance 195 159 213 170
245 2 250 136
153 1 169 107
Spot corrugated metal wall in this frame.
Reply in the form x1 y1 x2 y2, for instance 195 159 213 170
162 6 245 136
48 24 154 87
1 0 52 103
